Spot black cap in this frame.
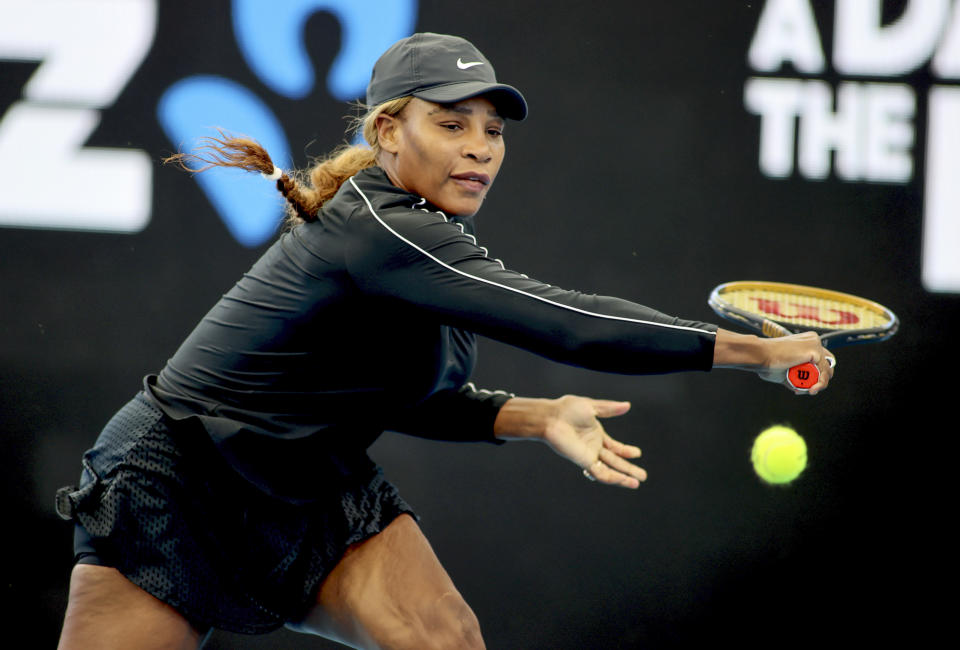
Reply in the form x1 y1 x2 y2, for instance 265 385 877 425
366 33 528 120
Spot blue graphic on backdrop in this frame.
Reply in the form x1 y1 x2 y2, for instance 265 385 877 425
157 0 417 247
233 0 416 100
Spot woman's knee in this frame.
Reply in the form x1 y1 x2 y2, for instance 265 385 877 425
292 514 486 648
421 590 485 650
299 585 484 649
345 588 484 650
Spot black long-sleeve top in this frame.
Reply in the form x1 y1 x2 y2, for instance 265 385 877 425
146 166 718 502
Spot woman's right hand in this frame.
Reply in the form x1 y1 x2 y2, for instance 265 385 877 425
713 329 835 395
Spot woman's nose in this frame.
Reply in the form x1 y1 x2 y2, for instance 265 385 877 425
462 128 492 163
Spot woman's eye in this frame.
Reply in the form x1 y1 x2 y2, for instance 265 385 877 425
442 123 462 131
488 129 503 137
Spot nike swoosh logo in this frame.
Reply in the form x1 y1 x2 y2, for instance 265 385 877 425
457 58 484 70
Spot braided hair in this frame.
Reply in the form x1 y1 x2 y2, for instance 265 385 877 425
163 96 413 229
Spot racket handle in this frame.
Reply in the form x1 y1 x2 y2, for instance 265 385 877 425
786 357 836 391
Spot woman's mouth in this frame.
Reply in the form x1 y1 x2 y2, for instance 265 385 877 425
450 172 491 193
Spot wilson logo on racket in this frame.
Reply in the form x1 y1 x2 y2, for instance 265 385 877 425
750 298 860 325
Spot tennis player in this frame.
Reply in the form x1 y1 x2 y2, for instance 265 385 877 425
55 33 833 649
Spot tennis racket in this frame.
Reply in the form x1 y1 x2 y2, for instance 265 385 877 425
708 281 899 391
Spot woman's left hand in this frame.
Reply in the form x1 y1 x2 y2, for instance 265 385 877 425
542 395 647 489
493 394 647 488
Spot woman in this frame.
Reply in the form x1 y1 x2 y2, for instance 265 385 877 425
56 33 833 649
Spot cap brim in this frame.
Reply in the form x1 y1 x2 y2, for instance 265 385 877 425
414 81 528 121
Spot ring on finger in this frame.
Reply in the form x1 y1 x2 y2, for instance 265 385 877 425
583 459 603 481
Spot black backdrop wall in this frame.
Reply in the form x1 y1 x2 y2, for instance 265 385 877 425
2 1 955 648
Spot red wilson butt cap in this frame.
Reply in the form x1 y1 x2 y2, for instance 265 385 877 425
787 363 819 390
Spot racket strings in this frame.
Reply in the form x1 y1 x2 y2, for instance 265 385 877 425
720 289 890 330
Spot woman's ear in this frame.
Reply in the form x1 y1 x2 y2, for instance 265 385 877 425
376 114 401 155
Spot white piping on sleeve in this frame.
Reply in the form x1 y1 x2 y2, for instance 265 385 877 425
450 221 497 260
464 382 515 397
348 178 716 337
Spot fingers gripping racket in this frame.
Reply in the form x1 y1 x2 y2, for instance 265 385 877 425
708 281 899 391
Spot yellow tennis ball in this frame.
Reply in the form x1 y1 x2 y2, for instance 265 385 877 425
751 425 807 484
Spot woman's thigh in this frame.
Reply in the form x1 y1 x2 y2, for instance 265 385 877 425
58 564 204 650
290 513 485 650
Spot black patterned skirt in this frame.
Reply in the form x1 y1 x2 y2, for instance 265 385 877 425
55 392 414 634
